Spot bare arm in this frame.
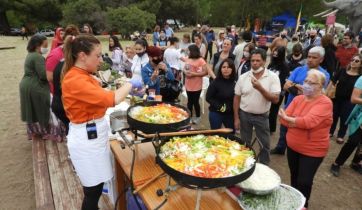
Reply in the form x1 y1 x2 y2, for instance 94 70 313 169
188 64 208 77
233 95 241 130
283 80 293 91
279 108 296 127
206 64 216 79
283 80 302 94
114 83 132 104
46 71 53 83
252 78 280 104
259 87 280 104
351 87 362 105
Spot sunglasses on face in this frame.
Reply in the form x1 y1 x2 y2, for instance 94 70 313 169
351 59 361 63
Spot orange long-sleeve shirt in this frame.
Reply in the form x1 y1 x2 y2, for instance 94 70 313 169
62 66 115 124
280 95 333 157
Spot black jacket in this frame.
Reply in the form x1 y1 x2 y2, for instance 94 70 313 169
321 45 337 77
206 77 235 114
212 51 235 73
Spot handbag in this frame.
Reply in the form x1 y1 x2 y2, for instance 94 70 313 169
325 81 337 99
160 79 183 102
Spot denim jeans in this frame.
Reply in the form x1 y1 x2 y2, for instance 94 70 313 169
208 111 234 132
239 109 270 165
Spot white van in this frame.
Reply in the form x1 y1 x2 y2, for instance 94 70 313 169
166 19 185 29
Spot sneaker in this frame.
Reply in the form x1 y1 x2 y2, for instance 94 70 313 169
270 148 285 155
190 117 196 124
336 137 344 144
330 164 340 177
193 117 201 125
350 163 362 175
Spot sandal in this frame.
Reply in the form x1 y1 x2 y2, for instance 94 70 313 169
336 138 344 144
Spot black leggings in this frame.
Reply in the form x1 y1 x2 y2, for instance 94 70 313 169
186 90 202 117
335 127 362 166
287 147 324 208
82 182 104 210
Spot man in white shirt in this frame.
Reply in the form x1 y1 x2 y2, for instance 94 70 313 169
163 37 183 81
233 48 281 165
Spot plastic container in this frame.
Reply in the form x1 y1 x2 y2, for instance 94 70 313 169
238 184 306 210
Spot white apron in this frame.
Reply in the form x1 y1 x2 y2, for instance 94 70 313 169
67 117 113 187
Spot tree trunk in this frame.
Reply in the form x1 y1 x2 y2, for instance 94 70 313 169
0 9 11 34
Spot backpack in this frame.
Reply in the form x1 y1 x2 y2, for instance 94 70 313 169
160 79 183 102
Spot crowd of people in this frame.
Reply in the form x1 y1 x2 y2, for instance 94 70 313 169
18 22 362 210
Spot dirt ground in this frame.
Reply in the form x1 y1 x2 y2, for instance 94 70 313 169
0 36 361 210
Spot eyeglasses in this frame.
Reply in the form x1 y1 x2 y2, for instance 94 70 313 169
303 79 319 86
351 59 361 63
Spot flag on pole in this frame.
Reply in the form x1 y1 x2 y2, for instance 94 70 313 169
295 2 302 34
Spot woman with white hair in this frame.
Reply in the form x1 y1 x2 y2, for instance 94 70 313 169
278 69 333 209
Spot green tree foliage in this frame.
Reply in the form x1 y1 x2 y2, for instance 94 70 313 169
208 0 326 27
62 0 106 32
136 0 161 15
0 0 62 32
30 0 62 23
0 0 337 35
156 0 197 25
198 0 211 24
106 5 156 35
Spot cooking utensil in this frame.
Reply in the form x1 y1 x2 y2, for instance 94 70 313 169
127 101 191 134
141 128 233 139
153 132 257 190
110 110 128 133
133 172 166 194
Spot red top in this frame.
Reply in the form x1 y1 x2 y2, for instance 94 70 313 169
280 95 333 157
335 45 358 68
45 46 64 93
51 28 63 50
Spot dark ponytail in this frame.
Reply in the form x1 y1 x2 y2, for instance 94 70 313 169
61 34 101 81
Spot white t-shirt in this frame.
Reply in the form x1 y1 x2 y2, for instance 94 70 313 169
163 47 182 70
111 48 123 72
233 41 247 68
200 43 206 58
131 54 149 81
235 69 281 114
179 42 191 53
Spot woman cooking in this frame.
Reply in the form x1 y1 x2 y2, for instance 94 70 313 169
278 69 333 209
61 35 142 210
